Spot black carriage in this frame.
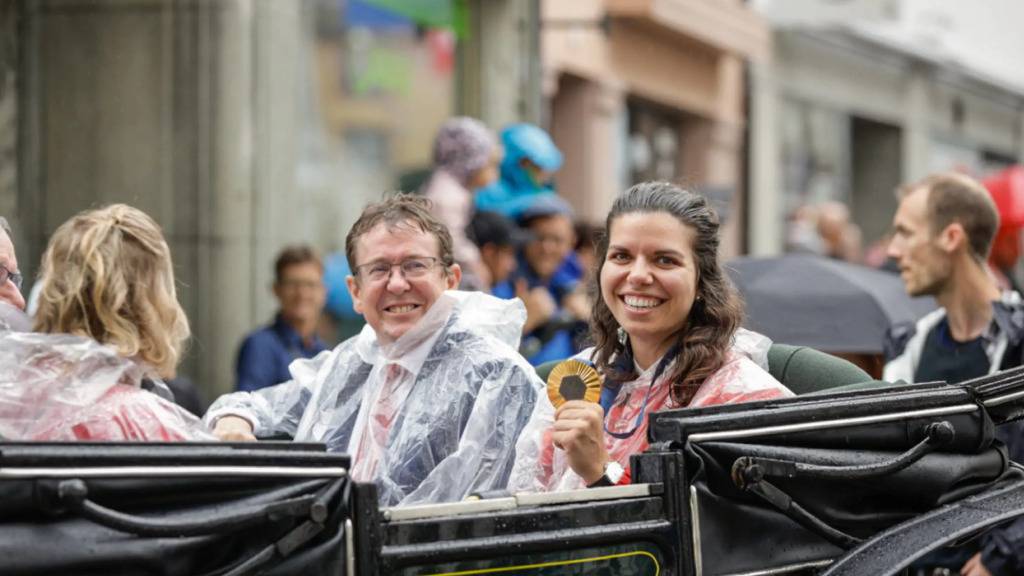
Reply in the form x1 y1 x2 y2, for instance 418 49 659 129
4 367 1024 575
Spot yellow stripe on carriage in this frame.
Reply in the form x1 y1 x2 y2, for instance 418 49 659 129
424 550 661 575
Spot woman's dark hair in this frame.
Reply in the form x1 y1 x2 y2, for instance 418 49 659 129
590 181 743 405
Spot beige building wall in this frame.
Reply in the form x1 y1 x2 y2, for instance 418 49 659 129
12 0 320 400
541 0 769 257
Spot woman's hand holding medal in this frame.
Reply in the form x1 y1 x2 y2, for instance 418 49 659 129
552 401 608 485
547 360 609 485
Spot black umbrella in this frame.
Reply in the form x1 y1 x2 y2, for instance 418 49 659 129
727 254 936 354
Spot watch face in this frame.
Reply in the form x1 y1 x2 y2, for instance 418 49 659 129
605 461 626 484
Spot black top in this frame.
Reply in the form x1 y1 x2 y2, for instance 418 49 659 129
911 316 1024 575
914 319 990 384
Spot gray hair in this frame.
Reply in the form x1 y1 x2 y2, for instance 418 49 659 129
432 117 497 186
0 217 11 238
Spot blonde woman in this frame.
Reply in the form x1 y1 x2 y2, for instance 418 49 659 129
0 204 210 441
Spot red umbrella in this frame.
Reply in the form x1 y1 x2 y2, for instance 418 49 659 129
984 167 1024 272
984 166 1024 227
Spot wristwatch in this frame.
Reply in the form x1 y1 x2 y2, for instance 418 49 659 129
587 461 626 488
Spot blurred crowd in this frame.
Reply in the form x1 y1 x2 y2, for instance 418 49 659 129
785 167 1024 295
302 117 597 382
3 115 1024 575
0 117 602 445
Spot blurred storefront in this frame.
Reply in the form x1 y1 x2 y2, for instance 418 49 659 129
748 0 1024 256
2 0 539 399
540 0 771 257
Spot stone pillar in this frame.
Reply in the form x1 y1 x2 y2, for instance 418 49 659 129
200 0 257 398
194 0 307 398
0 0 19 250
903 64 931 183
748 58 783 256
460 0 541 126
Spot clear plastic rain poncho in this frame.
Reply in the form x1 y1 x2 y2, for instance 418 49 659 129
508 329 793 493
0 325 213 442
205 290 543 507
0 301 30 332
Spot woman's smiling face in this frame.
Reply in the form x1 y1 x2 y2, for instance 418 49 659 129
600 211 698 367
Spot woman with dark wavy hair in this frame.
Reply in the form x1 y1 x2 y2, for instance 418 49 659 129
510 182 791 492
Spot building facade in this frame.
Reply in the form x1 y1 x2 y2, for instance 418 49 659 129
748 0 1024 255
541 0 770 257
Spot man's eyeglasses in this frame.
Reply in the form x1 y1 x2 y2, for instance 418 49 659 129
0 264 22 291
355 257 442 283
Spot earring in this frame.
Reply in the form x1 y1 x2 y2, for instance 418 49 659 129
617 326 628 346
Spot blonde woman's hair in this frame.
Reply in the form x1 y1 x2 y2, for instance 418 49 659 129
34 204 190 378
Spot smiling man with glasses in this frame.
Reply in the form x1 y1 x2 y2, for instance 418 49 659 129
0 217 26 313
205 194 542 507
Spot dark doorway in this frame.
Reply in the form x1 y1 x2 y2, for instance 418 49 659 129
850 116 902 247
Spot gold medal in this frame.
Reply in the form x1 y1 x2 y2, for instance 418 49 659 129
546 359 602 409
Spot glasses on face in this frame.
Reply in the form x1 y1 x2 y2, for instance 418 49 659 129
0 264 22 291
355 257 441 283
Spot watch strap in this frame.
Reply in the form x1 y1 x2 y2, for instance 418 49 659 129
587 461 626 488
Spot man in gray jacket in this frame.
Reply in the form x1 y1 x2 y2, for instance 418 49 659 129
884 172 1024 576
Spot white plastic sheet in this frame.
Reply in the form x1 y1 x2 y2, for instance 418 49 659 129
0 331 212 441
733 327 773 371
205 290 543 507
0 302 30 332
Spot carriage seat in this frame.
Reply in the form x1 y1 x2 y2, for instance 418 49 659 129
766 343 872 395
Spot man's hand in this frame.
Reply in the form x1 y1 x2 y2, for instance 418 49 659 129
551 400 608 485
212 415 257 442
962 552 994 576
516 279 556 334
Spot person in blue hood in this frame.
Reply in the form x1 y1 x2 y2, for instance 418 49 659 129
475 123 564 219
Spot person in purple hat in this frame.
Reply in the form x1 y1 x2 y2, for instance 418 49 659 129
421 116 500 290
